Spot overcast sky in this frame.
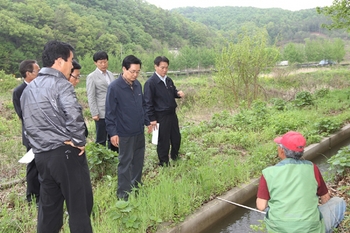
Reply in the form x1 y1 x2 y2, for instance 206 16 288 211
144 0 334 11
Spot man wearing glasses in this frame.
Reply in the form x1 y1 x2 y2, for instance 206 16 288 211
69 60 88 138
69 59 81 87
86 51 117 151
105 55 152 201
12 60 41 205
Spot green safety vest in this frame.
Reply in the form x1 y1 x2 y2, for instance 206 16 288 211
262 158 325 233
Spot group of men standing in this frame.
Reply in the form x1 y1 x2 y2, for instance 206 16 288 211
86 52 185 200
13 40 185 232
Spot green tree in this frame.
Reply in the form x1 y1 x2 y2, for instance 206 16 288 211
282 43 305 63
214 28 279 108
331 38 346 63
317 0 350 32
304 39 323 62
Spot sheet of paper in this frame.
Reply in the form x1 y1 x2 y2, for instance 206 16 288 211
152 123 159 145
18 148 34 164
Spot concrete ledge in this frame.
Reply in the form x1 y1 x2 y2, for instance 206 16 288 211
157 124 350 233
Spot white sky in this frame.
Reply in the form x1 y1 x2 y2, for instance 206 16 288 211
144 0 334 11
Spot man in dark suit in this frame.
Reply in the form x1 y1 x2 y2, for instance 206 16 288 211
12 59 40 204
144 56 185 166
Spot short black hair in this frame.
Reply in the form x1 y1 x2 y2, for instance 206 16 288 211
19 60 37 78
122 55 142 70
93 51 108 62
154 56 169 66
42 40 74 67
71 59 81 73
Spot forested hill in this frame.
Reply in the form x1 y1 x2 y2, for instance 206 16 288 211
1 0 347 74
173 6 349 44
0 0 216 73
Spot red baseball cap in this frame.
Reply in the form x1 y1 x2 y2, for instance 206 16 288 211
274 131 306 152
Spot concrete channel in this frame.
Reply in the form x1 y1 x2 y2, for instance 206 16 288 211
157 124 350 233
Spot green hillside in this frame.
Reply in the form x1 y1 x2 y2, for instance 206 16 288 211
0 0 217 74
1 0 347 74
173 6 349 44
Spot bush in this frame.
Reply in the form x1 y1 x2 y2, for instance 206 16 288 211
294 91 314 108
313 119 341 135
270 98 287 111
0 70 20 93
85 143 118 181
328 146 350 178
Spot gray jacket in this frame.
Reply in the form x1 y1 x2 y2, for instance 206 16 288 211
20 67 86 153
86 68 115 119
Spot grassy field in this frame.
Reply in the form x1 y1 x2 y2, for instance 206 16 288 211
1 66 350 232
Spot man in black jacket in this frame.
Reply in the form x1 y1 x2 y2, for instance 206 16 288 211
144 56 185 166
12 60 40 205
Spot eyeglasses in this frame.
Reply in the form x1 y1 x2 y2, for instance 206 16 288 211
128 69 140 75
70 74 81 79
31 69 40 74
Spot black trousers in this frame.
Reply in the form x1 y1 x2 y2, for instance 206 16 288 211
35 145 93 233
156 113 181 165
26 156 40 203
117 134 145 200
95 118 118 152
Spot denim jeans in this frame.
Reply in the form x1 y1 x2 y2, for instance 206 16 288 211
319 197 346 233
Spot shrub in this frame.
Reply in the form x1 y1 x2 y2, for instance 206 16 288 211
314 88 330 98
270 98 286 111
85 143 118 180
313 119 341 135
0 70 20 93
328 146 350 179
294 91 314 107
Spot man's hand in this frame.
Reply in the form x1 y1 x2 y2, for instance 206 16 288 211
177 91 185 98
320 192 331 204
147 125 153 134
256 197 268 211
150 121 158 130
92 115 99 121
64 141 85 156
110 135 119 148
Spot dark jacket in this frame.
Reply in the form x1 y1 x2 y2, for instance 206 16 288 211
144 73 180 122
13 82 30 148
105 74 150 137
20 67 86 153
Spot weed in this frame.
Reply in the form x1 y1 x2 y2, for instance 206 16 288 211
328 146 350 178
85 143 118 181
313 119 342 135
294 91 314 108
109 201 142 233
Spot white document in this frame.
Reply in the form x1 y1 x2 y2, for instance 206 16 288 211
18 148 34 164
152 123 160 145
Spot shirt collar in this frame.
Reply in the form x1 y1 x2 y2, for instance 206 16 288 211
96 68 106 74
155 72 167 81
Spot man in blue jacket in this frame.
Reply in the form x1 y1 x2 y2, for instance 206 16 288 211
105 55 151 201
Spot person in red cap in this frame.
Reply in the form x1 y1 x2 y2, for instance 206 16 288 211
256 131 346 233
